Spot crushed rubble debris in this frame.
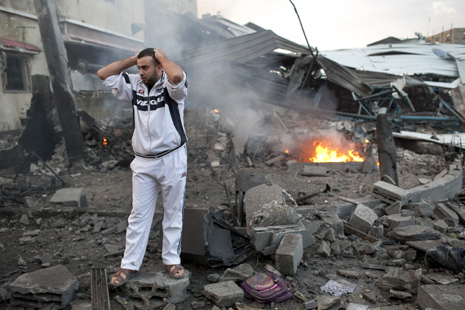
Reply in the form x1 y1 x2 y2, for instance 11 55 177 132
1 106 465 310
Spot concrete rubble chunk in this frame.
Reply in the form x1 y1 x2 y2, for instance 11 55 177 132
7 264 78 309
316 294 341 309
218 263 254 282
433 203 459 227
243 183 284 234
403 200 434 217
204 280 244 307
383 214 415 231
348 204 378 233
379 268 422 294
275 233 303 275
124 270 190 305
417 284 464 310
50 188 88 208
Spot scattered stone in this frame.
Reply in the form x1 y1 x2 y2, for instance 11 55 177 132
337 269 360 279
207 274 220 283
389 289 412 300
219 263 254 282
317 240 331 257
19 214 29 225
17 256 27 267
315 295 341 310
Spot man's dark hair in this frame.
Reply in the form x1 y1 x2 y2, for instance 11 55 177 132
137 48 159 65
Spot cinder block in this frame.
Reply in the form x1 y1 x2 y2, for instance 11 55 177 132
204 281 244 307
251 221 313 256
348 204 378 233
125 271 190 304
275 234 303 275
50 188 88 208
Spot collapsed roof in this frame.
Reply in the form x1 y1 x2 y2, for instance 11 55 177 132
179 15 465 120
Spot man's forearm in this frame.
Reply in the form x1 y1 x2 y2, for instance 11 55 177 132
97 55 137 80
155 50 184 84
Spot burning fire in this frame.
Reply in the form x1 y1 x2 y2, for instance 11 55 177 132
103 137 108 147
309 140 363 162
211 109 220 114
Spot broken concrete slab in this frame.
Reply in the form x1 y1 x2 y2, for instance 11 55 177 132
50 188 88 208
275 233 303 275
204 281 244 307
7 264 78 309
417 284 464 310
372 160 462 206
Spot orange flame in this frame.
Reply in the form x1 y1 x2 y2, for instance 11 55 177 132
211 109 220 114
103 137 108 147
309 140 364 163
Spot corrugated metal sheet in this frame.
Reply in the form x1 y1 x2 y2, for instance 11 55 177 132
321 42 465 78
181 30 310 65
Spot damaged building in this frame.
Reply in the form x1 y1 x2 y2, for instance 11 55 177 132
0 0 465 310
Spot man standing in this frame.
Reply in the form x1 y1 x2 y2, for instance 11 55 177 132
97 48 188 285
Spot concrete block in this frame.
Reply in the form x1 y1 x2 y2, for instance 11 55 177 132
251 221 313 256
50 188 88 208
383 214 415 231
275 233 303 275
7 265 78 309
348 204 378 233
417 284 464 310
433 203 459 227
125 271 190 304
204 281 244 307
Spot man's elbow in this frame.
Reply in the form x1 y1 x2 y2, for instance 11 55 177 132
171 72 184 85
97 69 107 80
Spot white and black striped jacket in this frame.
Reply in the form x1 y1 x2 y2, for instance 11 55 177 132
103 71 188 157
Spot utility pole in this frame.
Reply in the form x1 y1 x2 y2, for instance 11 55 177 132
34 0 87 166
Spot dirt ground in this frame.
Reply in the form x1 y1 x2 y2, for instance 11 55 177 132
0 112 462 309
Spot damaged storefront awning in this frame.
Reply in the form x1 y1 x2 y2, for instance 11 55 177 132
0 37 41 53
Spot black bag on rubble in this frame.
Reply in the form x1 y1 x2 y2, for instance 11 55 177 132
424 245 465 274
240 270 292 304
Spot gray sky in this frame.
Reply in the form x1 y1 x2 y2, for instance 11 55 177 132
197 0 465 51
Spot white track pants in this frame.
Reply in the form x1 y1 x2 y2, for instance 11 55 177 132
121 145 187 270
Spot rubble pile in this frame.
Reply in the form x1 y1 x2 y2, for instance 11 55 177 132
0 106 464 310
